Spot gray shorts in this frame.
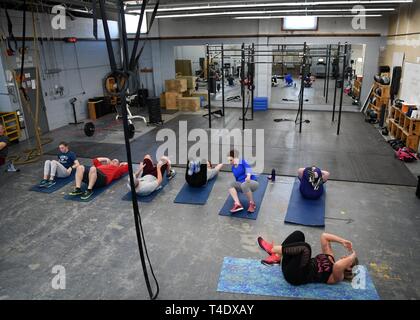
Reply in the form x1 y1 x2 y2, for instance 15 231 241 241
130 175 159 196
230 180 259 193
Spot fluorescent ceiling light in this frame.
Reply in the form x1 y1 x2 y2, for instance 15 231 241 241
145 1 412 12
284 16 318 30
234 14 383 19
156 8 394 19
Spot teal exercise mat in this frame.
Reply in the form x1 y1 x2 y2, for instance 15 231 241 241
217 257 380 300
218 175 268 220
29 172 75 194
174 176 217 205
284 179 326 227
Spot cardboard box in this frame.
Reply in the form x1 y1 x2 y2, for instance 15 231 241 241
182 89 195 97
165 92 182 109
175 59 192 76
160 92 166 109
176 76 197 89
165 79 188 93
176 97 201 112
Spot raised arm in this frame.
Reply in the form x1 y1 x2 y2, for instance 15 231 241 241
96 157 111 164
320 233 353 256
72 159 80 168
331 251 357 284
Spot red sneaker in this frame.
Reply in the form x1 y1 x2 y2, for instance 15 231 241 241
247 201 256 213
257 237 274 254
261 254 281 266
230 202 244 213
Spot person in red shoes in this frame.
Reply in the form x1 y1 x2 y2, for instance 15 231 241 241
227 149 259 214
68 157 128 200
257 231 359 286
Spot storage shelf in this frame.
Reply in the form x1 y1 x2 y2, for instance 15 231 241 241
388 105 420 151
0 112 21 142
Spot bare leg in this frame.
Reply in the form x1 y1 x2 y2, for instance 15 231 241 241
272 245 283 258
75 165 85 188
87 166 98 190
321 170 330 182
213 163 223 172
160 156 171 174
298 168 305 179
245 191 254 203
229 187 241 204
156 163 163 186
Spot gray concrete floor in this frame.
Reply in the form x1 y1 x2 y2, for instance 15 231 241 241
1 108 420 300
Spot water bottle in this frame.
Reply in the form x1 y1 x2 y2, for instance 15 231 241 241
271 169 276 182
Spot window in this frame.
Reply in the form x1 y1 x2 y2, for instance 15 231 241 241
282 16 318 31
125 13 148 34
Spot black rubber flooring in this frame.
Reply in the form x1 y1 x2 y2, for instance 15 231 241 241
48 109 418 187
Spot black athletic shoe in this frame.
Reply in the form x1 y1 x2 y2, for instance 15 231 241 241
167 169 176 180
81 189 94 200
45 180 56 188
39 179 49 187
69 188 83 196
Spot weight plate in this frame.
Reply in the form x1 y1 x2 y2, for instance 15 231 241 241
128 124 135 139
84 122 95 137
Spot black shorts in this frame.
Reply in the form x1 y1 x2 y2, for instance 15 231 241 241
142 158 167 178
82 166 107 189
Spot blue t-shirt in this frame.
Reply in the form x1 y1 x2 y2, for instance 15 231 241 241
299 167 324 200
231 159 257 183
57 151 76 169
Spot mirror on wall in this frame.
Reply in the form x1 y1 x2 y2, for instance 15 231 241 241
270 44 366 111
174 44 244 107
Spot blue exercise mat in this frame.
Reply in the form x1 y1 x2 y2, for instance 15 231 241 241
284 179 326 227
174 176 217 205
29 172 75 194
218 175 268 220
217 257 380 300
122 176 169 203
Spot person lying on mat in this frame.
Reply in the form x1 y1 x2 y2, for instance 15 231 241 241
69 157 128 200
186 159 223 187
227 149 259 214
298 166 330 200
257 231 359 286
130 154 176 196
39 142 79 188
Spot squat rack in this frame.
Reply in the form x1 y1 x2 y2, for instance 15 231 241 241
206 42 349 134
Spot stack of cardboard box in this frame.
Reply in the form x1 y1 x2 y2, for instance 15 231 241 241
160 76 207 112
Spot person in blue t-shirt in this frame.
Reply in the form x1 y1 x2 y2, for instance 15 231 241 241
39 142 79 188
227 149 259 214
298 166 330 200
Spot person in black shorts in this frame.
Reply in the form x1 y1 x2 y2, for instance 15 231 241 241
257 231 359 286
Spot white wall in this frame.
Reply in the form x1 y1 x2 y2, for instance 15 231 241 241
0 9 120 131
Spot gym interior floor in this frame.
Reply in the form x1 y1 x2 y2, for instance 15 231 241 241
0 108 419 300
